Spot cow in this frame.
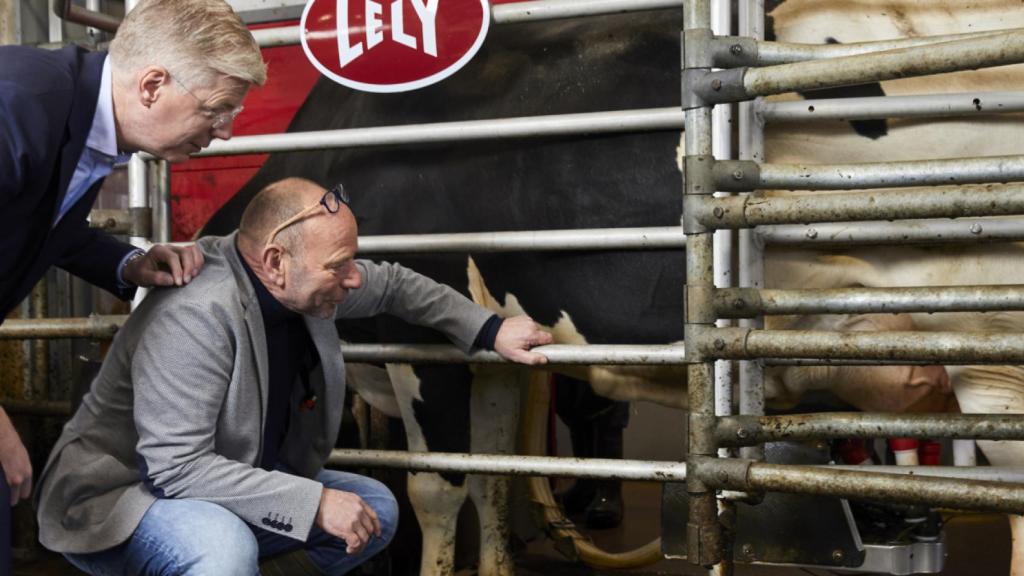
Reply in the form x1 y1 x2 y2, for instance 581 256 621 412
762 1 1024 574
197 2 1022 574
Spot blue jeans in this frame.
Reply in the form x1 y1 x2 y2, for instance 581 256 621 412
64 469 398 576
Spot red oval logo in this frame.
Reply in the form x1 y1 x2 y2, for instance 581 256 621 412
301 0 491 93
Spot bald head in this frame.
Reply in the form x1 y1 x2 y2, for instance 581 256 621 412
238 177 330 254
236 177 362 317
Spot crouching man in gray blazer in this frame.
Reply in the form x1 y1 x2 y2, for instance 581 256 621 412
35 177 553 575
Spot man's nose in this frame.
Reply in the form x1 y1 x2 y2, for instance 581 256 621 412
212 121 234 140
343 268 362 289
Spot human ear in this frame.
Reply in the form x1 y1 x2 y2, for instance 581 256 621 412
263 245 288 287
138 65 170 108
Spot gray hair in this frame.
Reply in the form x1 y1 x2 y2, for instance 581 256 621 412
109 0 266 89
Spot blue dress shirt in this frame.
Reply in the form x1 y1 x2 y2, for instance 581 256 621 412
60 56 140 285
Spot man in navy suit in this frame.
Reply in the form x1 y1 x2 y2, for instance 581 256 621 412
0 0 266 570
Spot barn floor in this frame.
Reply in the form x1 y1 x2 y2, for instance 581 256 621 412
13 483 1010 575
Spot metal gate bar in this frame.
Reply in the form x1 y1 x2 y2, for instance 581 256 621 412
327 449 688 481
183 107 684 158
709 327 1024 363
700 183 1024 228
340 343 686 364
719 155 1024 192
0 316 127 340
752 29 1022 66
327 448 1024 488
761 91 1024 122
716 413 1024 445
758 218 1024 245
700 456 1024 515
695 30 1024 105
716 285 1024 317
250 0 690 47
358 226 686 253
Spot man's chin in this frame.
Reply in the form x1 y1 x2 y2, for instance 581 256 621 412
312 305 338 320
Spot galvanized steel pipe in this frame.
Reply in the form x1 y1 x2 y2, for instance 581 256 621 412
707 327 1024 364
327 449 687 481
700 30 1024 104
716 285 1024 317
759 218 1024 245
358 226 686 254
761 91 1024 122
700 183 1024 229
755 29 1019 66
252 0 687 47
189 107 683 157
737 0 767 466
720 155 1024 192
683 0 723 566
716 413 1024 446
0 399 72 417
0 315 127 340
340 343 687 365
700 457 1024 514
826 465 1024 484
747 30 1024 98
328 449 1024 486
492 0 683 23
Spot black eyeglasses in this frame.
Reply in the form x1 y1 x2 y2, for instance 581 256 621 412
321 183 350 213
266 184 351 246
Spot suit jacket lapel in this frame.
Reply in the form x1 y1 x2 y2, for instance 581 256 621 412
219 234 271 446
53 48 107 225
305 317 343 443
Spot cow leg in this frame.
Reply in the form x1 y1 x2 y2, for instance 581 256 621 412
388 363 472 576
950 365 1024 576
467 365 525 576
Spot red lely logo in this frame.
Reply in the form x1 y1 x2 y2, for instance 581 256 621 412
301 0 491 93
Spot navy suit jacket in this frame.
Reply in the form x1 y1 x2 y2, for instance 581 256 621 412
0 45 137 321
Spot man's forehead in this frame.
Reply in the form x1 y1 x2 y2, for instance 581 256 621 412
323 243 355 267
202 77 250 106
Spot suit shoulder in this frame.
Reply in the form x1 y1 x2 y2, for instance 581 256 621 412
0 46 78 99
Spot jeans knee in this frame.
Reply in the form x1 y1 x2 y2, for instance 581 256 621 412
188 527 258 576
169 507 258 576
377 493 399 545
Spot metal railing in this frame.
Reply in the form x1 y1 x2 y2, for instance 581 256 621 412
34 1 1024 571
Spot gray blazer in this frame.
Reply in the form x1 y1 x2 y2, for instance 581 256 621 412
35 233 492 554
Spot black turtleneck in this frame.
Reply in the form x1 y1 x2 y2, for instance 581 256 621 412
237 247 317 471
235 246 505 471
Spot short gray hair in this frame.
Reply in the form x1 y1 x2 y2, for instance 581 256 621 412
109 0 266 89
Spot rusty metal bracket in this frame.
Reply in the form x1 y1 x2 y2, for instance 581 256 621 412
711 36 759 68
713 160 762 192
53 0 121 32
130 207 153 238
689 68 750 108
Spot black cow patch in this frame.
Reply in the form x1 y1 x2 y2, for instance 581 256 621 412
796 38 889 140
